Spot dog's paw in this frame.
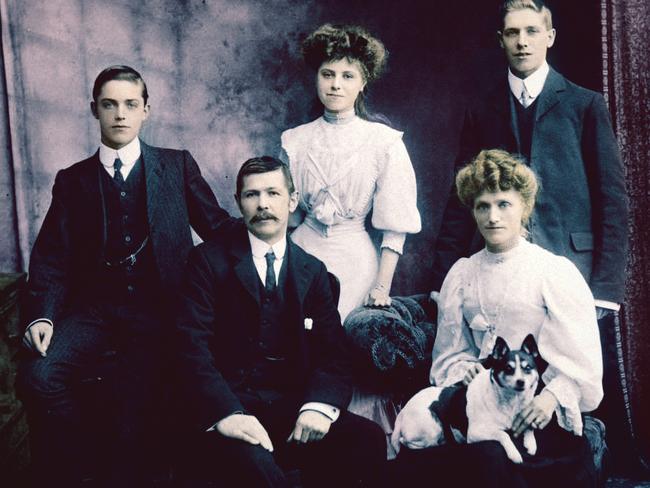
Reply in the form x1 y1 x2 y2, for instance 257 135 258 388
523 430 537 456
506 449 524 464
498 437 524 464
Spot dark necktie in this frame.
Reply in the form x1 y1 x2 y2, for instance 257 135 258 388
113 157 124 184
265 250 276 294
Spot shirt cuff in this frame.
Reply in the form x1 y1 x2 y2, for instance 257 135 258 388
299 402 340 422
26 318 53 331
380 231 406 255
594 299 620 311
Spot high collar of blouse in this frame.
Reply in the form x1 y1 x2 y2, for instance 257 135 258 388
323 108 357 125
482 236 528 265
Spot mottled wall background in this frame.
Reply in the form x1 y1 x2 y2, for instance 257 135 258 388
0 0 601 295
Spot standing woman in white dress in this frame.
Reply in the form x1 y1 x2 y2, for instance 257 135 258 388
280 24 421 322
391 149 603 486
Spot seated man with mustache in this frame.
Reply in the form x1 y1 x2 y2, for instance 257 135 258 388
174 156 386 487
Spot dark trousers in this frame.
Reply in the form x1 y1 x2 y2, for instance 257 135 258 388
387 421 596 488
178 391 386 487
594 310 639 475
17 299 167 488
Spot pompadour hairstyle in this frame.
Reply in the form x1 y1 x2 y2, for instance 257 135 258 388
456 148 539 224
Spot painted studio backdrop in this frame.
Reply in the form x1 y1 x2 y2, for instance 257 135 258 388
1 0 649 466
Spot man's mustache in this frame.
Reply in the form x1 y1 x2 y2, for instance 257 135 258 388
250 212 278 223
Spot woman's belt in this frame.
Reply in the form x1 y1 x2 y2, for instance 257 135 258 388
303 215 366 237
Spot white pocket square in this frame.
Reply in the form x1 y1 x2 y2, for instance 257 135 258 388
304 318 313 330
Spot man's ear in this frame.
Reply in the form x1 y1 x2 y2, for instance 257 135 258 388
497 31 505 49
90 101 98 119
142 103 151 120
547 28 556 48
289 191 299 213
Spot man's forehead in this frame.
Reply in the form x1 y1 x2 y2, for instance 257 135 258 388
503 9 546 28
241 170 287 190
98 80 144 98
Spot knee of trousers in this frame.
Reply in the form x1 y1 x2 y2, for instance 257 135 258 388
16 356 71 404
336 413 387 461
220 441 286 487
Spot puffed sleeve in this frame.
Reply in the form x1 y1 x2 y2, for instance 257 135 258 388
371 133 421 254
538 255 603 435
429 258 481 386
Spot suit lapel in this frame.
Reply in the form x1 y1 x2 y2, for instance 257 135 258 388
535 68 565 122
79 151 107 250
488 81 520 150
231 229 262 307
287 240 311 310
141 140 164 227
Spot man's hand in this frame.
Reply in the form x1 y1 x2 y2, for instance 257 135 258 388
462 363 485 386
287 410 332 444
512 389 558 437
23 321 53 357
216 413 274 452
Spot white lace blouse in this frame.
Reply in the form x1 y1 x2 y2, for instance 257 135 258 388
280 113 421 254
429 238 603 435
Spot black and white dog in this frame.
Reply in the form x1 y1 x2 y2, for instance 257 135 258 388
466 334 542 463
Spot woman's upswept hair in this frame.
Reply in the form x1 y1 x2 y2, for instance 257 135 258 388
302 24 388 121
302 24 387 83
456 149 539 223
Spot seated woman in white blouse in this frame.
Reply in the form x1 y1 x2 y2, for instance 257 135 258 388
390 149 603 487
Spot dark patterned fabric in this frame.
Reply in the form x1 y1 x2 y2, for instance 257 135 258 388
601 0 650 472
343 295 436 394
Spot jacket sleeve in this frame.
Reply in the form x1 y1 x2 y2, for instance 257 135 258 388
182 150 231 242
582 94 628 303
302 263 353 409
24 171 73 327
175 245 245 430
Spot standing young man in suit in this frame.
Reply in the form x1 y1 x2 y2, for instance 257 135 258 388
17 65 230 486
175 156 385 487
431 0 628 467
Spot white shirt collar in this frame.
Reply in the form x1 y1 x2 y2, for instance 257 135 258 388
99 137 142 171
247 231 287 260
508 61 550 101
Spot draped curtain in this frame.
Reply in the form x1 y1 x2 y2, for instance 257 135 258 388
601 0 650 471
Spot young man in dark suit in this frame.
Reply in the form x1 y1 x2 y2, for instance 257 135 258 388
17 65 230 486
431 0 629 467
175 156 386 487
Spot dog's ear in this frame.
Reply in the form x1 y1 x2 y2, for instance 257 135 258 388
521 334 539 358
491 336 510 361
